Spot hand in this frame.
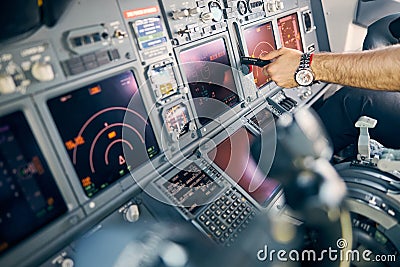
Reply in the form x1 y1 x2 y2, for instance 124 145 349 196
261 47 302 88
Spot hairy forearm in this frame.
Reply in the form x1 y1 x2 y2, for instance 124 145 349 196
312 45 400 91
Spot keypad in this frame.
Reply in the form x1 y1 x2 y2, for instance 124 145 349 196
196 188 256 246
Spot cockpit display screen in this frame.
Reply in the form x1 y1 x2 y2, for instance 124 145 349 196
48 71 160 198
0 111 67 256
243 22 277 88
277 13 303 51
208 127 280 207
162 163 223 215
179 38 239 126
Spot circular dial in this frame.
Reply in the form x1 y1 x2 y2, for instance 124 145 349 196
295 68 314 86
31 61 55 82
237 1 247 15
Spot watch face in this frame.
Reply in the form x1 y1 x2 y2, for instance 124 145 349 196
295 69 314 86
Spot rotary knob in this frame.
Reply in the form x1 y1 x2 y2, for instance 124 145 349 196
267 2 277 12
276 0 284 10
172 9 189 20
0 74 17 94
61 258 74 267
123 204 140 223
188 7 201 16
31 62 55 82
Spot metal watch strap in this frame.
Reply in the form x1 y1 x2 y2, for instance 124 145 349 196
299 52 312 69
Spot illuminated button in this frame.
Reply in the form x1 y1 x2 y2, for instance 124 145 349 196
388 209 395 216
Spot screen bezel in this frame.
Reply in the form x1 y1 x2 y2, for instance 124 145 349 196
33 64 164 210
277 12 304 52
240 18 278 94
242 20 278 90
198 106 282 210
0 97 83 267
174 32 245 137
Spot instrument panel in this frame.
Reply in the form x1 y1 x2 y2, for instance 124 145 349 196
0 0 328 266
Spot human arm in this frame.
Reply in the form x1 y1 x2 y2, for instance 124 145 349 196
261 45 400 91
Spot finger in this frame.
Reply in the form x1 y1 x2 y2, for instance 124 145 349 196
262 64 271 77
260 48 285 60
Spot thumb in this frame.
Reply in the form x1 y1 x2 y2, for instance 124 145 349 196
260 48 284 60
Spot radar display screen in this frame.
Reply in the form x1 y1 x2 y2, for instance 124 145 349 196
179 38 239 126
243 22 277 88
162 163 223 215
208 127 280 207
0 111 67 256
48 71 160 198
277 13 303 51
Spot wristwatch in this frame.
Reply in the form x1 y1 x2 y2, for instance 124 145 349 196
294 53 315 86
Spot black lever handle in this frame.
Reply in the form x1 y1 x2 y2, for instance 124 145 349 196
240 56 271 67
